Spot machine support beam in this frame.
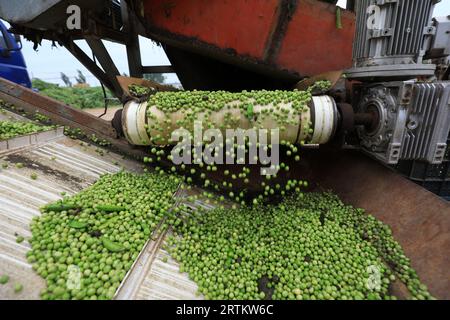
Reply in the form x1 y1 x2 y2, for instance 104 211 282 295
141 65 175 74
121 1 144 78
0 77 116 138
61 38 122 98
346 0 355 11
85 37 124 98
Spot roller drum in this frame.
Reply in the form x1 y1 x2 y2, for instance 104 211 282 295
122 95 338 147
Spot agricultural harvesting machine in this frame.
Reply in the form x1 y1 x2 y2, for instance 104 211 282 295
0 0 449 299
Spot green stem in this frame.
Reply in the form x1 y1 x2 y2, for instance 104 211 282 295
336 7 343 29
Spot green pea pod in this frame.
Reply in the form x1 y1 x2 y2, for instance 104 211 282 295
68 220 88 229
0 275 9 285
336 7 343 29
95 205 127 213
42 203 79 212
102 238 126 252
246 104 254 119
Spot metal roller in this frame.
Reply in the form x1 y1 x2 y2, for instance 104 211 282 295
121 95 340 147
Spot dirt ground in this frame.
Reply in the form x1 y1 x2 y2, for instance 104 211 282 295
84 106 122 121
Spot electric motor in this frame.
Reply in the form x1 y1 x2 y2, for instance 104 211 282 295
347 0 440 80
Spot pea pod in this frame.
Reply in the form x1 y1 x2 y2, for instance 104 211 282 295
336 7 343 29
246 104 254 119
42 203 79 213
68 220 88 229
95 205 127 213
102 238 126 253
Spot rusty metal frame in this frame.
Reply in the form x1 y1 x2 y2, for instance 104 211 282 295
141 65 175 74
0 76 154 160
121 0 143 79
0 77 117 138
85 36 124 97
263 0 299 63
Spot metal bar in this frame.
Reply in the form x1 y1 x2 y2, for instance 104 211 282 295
61 38 121 97
85 37 124 97
0 77 151 161
10 27 127 45
121 1 143 78
89 24 127 44
0 77 117 138
141 65 175 74
0 127 65 154
346 0 356 11
263 0 299 63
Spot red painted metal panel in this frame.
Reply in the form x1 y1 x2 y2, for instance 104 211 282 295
144 0 279 58
276 0 355 75
142 0 355 78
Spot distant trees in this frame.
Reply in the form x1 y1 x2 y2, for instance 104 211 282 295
74 70 90 88
55 70 170 89
60 70 89 87
32 78 59 91
60 73 72 87
31 78 118 109
144 73 166 84
75 70 87 84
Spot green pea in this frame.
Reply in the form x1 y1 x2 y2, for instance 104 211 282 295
14 283 23 294
0 275 9 285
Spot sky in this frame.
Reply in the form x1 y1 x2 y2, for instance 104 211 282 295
14 0 450 87
20 37 179 86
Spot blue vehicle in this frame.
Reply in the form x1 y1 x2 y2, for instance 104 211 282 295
0 20 31 88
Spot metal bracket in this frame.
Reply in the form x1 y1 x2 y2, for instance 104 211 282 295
369 28 393 39
373 0 398 6
424 25 437 36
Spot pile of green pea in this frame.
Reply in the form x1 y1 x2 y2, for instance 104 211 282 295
168 192 434 300
28 170 432 300
129 84 154 98
0 120 53 140
28 171 181 300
